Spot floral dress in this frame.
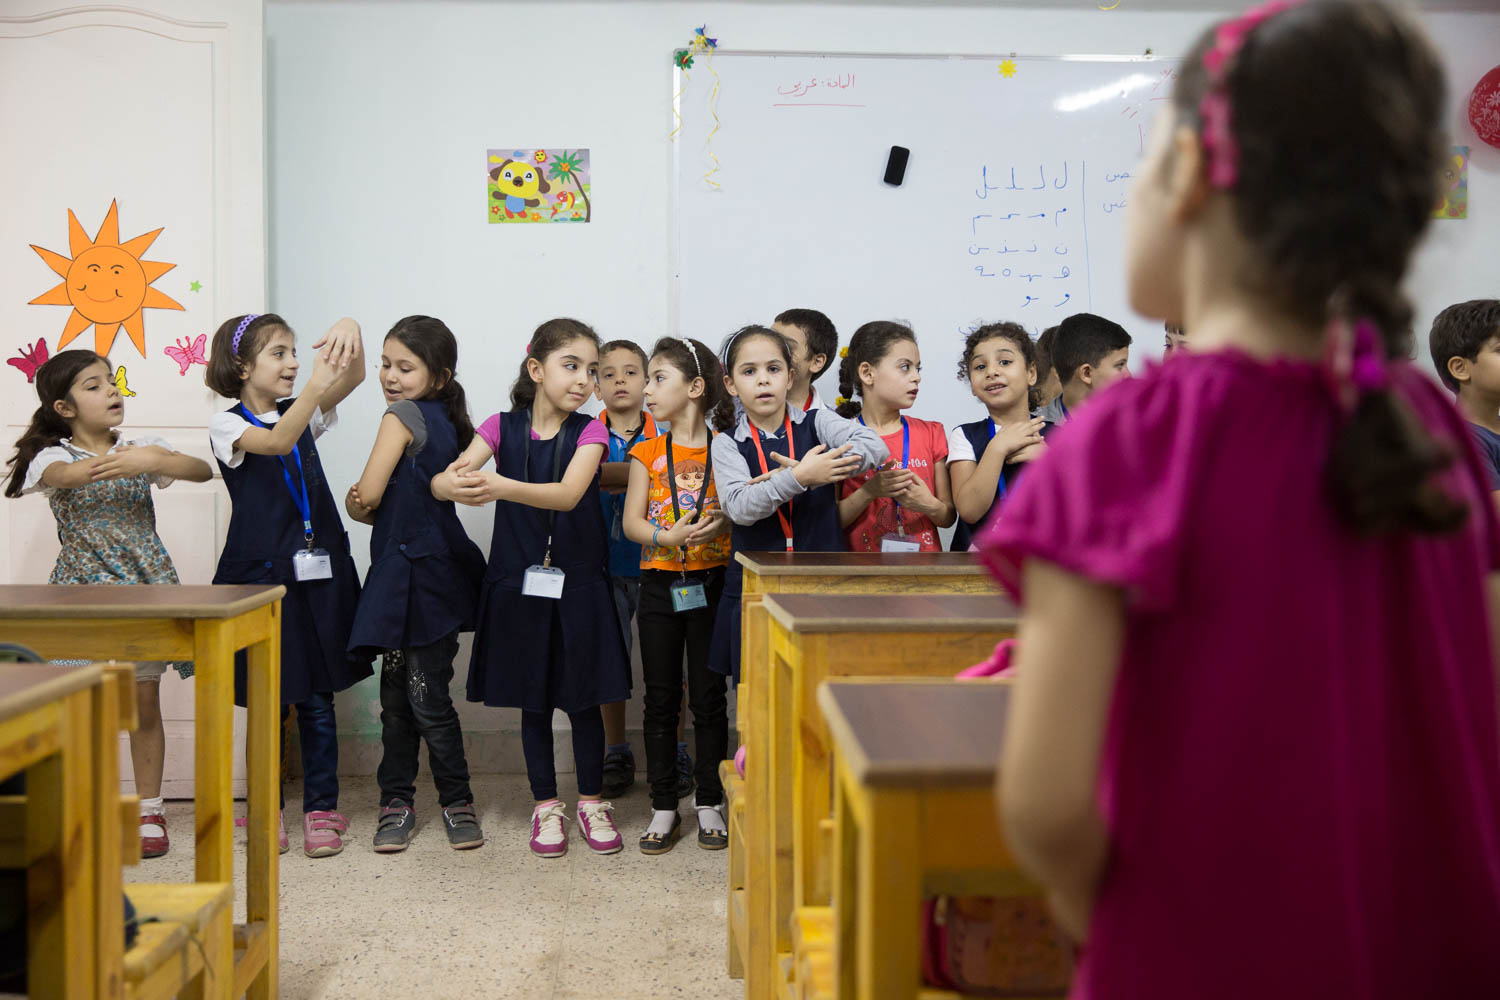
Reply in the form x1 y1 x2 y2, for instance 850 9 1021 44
23 435 193 677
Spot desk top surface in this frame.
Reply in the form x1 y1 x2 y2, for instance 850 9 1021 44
0 662 104 725
736 551 989 576
761 592 1019 632
0 584 286 620
819 679 1011 787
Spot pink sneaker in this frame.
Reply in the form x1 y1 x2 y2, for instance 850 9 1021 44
234 809 290 854
577 799 623 855
303 810 348 858
530 801 568 858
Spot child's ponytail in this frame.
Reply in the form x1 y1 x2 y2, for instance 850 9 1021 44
835 321 918 420
385 315 475 449
1324 282 1466 535
1174 0 1461 536
4 350 107 498
510 317 600 411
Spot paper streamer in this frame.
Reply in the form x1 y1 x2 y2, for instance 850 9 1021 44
670 26 722 189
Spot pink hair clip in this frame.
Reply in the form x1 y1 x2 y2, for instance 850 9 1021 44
1199 0 1298 190
1324 316 1389 413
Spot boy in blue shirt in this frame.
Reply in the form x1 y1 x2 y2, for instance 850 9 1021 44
1429 299 1500 500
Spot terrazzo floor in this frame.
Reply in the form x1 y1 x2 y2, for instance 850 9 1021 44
126 774 741 999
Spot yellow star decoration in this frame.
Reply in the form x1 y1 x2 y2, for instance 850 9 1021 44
28 199 183 357
998 59 1018 78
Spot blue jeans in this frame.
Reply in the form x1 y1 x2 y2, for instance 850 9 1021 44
282 691 338 812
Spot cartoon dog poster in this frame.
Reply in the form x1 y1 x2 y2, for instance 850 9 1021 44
487 148 591 223
1433 145 1468 220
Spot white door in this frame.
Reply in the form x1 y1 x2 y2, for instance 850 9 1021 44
0 0 266 797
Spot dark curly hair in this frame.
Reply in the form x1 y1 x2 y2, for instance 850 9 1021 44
957 322 1039 410
1173 0 1460 536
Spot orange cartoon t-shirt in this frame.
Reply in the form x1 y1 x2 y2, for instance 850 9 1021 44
630 435 731 572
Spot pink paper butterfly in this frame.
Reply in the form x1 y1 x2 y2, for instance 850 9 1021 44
7 337 49 383
164 333 208 375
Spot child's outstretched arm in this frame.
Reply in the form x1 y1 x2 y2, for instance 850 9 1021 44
351 413 415 512
998 558 1123 942
233 349 342 458
810 408 890 472
89 446 211 484
39 455 108 490
433 430 604 512
479 443 605 512
311 317 366 410
432 436 495 504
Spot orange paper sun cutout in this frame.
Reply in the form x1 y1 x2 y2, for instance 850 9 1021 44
29 200 183 357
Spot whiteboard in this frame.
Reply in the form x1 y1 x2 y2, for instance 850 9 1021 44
674 51 1180 426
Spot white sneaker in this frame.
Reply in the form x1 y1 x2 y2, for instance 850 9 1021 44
530 801 568 858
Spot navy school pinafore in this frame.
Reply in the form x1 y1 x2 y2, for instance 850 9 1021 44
708 414 845 682
948 418 1056 551
212 400 372 705
466 409 630 712
348 399 485 657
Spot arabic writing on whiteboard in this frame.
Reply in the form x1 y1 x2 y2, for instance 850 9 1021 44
773 73 866 108
964 160 1138 332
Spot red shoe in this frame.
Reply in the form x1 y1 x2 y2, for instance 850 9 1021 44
140 814 169 858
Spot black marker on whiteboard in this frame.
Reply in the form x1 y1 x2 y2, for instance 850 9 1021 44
884 146 910 186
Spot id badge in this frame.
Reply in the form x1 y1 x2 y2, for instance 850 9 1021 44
292 548 333 581
671 581 708 612
522 565 566 599
880 533 922 553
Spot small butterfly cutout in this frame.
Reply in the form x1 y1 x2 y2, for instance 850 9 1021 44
164 333 208 375
114 365 136 397
7 337 49 383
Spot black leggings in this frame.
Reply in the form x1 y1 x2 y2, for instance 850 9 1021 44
637 568 728 810
520 707 605 801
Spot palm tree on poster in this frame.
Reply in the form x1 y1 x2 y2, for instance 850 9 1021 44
547 150 591 222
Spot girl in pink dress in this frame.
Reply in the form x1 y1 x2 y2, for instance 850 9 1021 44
981 3 1500 997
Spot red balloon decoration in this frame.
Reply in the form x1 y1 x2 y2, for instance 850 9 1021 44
1471 65 1500 149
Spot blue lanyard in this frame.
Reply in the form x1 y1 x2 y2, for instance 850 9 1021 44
858 415 911 533
985 419 1008 501
239 405 315 546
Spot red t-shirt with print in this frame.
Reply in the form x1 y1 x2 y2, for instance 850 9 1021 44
839 416 948 552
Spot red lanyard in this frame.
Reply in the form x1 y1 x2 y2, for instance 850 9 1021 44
803 390 815 411
748 413 797 552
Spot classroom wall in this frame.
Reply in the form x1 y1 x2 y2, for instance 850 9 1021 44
265 0 1500 757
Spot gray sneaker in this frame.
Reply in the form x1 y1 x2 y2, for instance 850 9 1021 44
442 801 484 850
373 800 415 853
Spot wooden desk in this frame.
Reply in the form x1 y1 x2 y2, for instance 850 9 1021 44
734 552 995 997
820 679 1062 1000
0 663 105 1000
759 593 1019 998
0 585 285 1000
